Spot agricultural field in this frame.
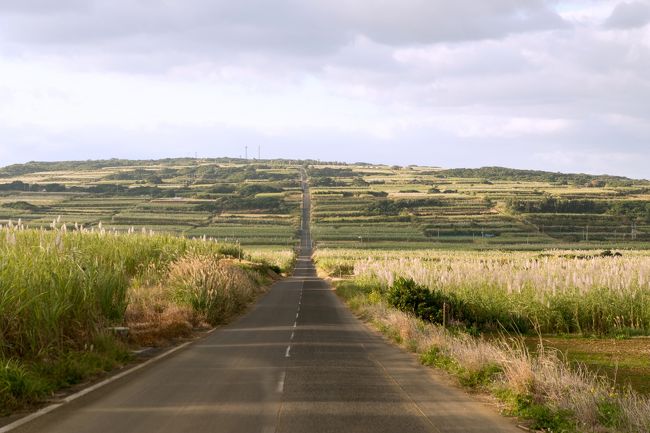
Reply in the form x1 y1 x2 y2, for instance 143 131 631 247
0 158 306 248
308 164 650 250
3 159 648 251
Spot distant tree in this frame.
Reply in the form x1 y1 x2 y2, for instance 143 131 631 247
0 181 29 191
238 184 283 196
312 177 341 187
147 175 164 184
351 177 369 187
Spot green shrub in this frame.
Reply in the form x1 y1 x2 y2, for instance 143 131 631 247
458 363 503 389
0 360 50 413
496 389 576 433
420 347 461 373
597 399 623 429
386 277 529 333
387 277 446 323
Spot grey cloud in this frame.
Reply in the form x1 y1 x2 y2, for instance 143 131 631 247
0 0 87 14
336 0 568 45
0 0 568 59
604 1 650 28
0 1 349 61
320 28 650 123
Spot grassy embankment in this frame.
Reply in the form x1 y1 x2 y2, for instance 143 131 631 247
0 221 293 414
316 249 650 433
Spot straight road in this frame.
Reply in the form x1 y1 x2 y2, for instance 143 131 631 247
10 173 519 433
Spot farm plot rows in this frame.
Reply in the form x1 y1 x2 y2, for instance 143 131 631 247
0 159 303 248
308 164 650 250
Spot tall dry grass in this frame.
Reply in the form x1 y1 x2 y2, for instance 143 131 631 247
125 255 263 344
317 249 650 335
247 249 296 274
0 221 248 359
167 255 259 325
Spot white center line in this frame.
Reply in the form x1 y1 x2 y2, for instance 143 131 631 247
276 371 286 393
285 346 291 358
293 321 297 328
290 331 295 340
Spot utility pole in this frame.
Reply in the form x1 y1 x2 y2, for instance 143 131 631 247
245 146 248 160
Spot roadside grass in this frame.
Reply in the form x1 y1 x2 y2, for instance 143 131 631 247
1 336 131 414
247 248 296 275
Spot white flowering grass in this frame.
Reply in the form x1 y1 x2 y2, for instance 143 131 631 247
316 249 650 335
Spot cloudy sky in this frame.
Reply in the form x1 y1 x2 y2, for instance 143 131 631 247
0 1 649 178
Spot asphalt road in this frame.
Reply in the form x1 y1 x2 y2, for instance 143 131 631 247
11 175 520 433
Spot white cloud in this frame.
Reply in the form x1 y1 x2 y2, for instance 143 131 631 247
532 149 643 175
454 117 571 139
0 56 422 140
